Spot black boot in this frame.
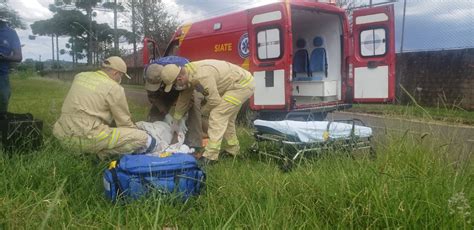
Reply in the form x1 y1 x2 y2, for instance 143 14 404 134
197 156 217 167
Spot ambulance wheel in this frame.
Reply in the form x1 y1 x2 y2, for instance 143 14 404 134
257 112 286 121
345 86 354 103
312 112 327 121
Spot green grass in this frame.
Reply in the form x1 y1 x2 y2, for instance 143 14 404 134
7 72 148 131
1 73 473 228
350 104 474 125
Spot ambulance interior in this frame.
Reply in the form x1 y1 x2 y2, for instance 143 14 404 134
290 8 343 106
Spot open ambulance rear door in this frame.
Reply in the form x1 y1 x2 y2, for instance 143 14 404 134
351 4 395 102
247 3 292 111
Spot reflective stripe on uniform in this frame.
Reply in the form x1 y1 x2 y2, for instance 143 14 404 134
223 95 241 106
239 74 253 87
206 139 221 150
185 63 197 74
108 128 120 149
173 111 184 120
95 131 110 141
226 136 239 146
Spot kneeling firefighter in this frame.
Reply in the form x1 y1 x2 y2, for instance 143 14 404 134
53 56 157 159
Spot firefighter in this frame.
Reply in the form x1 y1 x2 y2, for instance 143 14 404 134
144 56 204 150
160 59 255 164
53 56 157 159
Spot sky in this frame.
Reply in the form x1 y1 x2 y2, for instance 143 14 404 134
6 0 474 62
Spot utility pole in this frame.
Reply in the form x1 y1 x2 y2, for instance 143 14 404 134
87 3 93 65
131 0 137 68
142 0 149 38
56 34 60 78
71 37 75 67
113 0 119 55
56 34 59 69
400 0 407 53
51 35 55 64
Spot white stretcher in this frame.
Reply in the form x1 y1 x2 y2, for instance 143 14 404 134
251 119 375 170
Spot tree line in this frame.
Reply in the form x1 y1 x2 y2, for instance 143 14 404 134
26 0 179 68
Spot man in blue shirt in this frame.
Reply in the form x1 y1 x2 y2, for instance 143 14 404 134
0 13 22 117
144 56 204 151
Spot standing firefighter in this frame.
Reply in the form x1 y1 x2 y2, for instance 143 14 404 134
53 56 156 159
144 56 204 150
161 59 255 164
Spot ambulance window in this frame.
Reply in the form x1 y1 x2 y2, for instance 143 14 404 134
165 40 180 56
359 28 387 57
257 28 281 60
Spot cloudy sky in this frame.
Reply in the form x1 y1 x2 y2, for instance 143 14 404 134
7 0 474 62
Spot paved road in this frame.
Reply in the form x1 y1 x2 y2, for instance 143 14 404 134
124 87 473 155
125 88 149 106
329 111 474 155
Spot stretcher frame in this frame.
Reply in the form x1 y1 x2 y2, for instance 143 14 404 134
250 119 375 170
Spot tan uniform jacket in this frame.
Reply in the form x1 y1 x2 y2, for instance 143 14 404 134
54 71 135 137
173 60 252 120
53 71 149 158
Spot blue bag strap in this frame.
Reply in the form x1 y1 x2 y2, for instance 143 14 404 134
110 168 123 200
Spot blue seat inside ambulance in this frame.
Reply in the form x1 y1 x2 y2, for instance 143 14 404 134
309 36 327 80
292 38 309 80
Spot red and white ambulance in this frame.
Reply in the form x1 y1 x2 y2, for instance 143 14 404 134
144 0 395 119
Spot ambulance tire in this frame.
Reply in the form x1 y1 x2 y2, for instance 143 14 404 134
345 86 354 103
257 112 286 121
311 112 327 121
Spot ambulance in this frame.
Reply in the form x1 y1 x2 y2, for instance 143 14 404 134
143 0 395 119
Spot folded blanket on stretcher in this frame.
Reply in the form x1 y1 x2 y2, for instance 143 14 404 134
253 119 372 143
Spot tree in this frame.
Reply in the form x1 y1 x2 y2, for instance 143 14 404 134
31 9 89 67
102 1 125 55
0 1 25 29
31 18 57 66
336 0 356 9
126 0 180 55
74 0 101 65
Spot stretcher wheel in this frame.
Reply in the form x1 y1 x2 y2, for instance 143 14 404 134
369 146 377 160
280 158 294 172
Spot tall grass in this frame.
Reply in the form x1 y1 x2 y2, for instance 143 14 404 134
0 74 472 228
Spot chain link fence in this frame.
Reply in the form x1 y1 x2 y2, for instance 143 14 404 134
380 0 474 109
346 0 473 52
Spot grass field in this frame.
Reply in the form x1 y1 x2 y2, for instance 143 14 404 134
1 74 473 228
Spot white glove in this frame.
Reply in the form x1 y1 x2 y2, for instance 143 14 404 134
170 118 180 133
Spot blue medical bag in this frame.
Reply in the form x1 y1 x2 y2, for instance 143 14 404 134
103 153 205 202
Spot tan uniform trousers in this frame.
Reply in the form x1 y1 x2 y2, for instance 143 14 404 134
53 117 149 160
203 80 255 160
184 91 204 148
